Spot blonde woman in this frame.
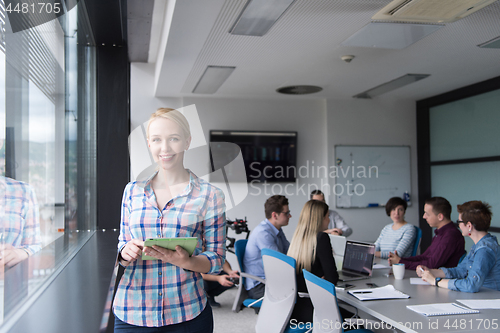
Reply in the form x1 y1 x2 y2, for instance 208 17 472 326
113 108 226 332
287 199 339 323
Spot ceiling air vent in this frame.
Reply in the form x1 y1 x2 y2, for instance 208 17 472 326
372 0 497 23
276 85 322 95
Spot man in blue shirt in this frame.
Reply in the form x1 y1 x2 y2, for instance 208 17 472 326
243 195 291 299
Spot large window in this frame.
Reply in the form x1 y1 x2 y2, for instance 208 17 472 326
0 1 96 327
417 77 500 252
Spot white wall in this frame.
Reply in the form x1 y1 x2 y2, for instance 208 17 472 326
131 63 329 244
326 98 419 243
130 62 419 254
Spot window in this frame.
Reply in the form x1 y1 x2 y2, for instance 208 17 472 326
417 76 500 252
0 1 96 327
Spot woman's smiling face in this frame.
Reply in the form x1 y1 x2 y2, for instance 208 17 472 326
147 117 190 170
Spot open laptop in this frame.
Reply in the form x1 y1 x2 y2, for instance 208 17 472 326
338 240 376 282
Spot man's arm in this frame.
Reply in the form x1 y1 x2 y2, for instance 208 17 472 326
331 211 353 237
399 228 463 269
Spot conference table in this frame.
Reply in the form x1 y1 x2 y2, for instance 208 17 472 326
335 259 500 333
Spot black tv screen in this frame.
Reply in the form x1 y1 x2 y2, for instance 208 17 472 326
209 130 297 183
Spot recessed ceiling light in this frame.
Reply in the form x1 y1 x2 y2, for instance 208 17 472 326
277 85 322 95
230 0 297 36
192 66 236 94
478 35 500 49
353 74 430 99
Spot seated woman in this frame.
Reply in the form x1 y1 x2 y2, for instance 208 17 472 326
287 199 339 323
374 197 416 259
419 201 500 292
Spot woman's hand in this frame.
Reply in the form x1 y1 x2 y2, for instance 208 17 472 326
325 228 343 235
388 250 400 265
144 245 191 267
120 239 144 266
416 265 429 277
421 270 436 285
0 245 29 267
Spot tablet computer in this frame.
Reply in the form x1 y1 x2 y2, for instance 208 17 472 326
142 237 198 260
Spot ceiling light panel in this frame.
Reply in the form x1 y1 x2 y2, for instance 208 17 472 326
192 66 236 94
354 74 430 99
230 0 297 36
478 35 500 49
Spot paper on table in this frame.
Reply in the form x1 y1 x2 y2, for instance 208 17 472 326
348 284 410 301
456 299 500 309
410 278 431 285
373 263 390 269
407 303 479 316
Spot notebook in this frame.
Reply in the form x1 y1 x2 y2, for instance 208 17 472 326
457 299 500 309
348 284 410 301
407 303 479 317
329 234 347 256
338 241 375 282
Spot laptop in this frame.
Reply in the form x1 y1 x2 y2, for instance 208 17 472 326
338 240 376 282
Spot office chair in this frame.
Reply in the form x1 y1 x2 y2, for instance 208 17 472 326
303 269 376 333
256 248 309 333
232 239 265 313
412 226 422 256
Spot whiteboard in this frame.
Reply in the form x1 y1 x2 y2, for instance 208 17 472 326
334 146 411 208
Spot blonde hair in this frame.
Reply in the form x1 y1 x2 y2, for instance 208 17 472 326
146 108 191 139
287 200 329 273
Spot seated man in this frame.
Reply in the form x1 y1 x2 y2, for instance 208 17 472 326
243 195 291 299
389 197 465 269
311 190 352 237
201 261 239 308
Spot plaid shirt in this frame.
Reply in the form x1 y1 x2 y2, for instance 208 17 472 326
113 170 226 327
0 177 42 255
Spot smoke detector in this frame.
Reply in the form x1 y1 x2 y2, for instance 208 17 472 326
341 55 355 63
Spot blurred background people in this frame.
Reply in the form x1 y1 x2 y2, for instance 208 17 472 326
419 200 500 292
374 196 416 259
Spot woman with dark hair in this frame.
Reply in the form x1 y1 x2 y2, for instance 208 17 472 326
287 199 339 323
374 197 416 259
419 201 500 292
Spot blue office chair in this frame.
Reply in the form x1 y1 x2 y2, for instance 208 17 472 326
232 239 265 313
256 249 309 333
303 269 374 333
412 226 422 256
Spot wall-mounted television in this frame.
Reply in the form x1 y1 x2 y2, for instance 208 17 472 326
209 130 297 183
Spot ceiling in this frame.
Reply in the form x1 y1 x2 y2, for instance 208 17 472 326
133 0 500 101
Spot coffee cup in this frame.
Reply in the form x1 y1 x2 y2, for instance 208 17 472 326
393 263 405 280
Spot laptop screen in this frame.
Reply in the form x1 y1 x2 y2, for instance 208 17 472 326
342 241 375 276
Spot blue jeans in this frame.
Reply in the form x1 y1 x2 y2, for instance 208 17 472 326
114 304 213 333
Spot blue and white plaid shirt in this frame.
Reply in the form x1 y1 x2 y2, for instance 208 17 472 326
113 171 226 327
1 177 41 255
